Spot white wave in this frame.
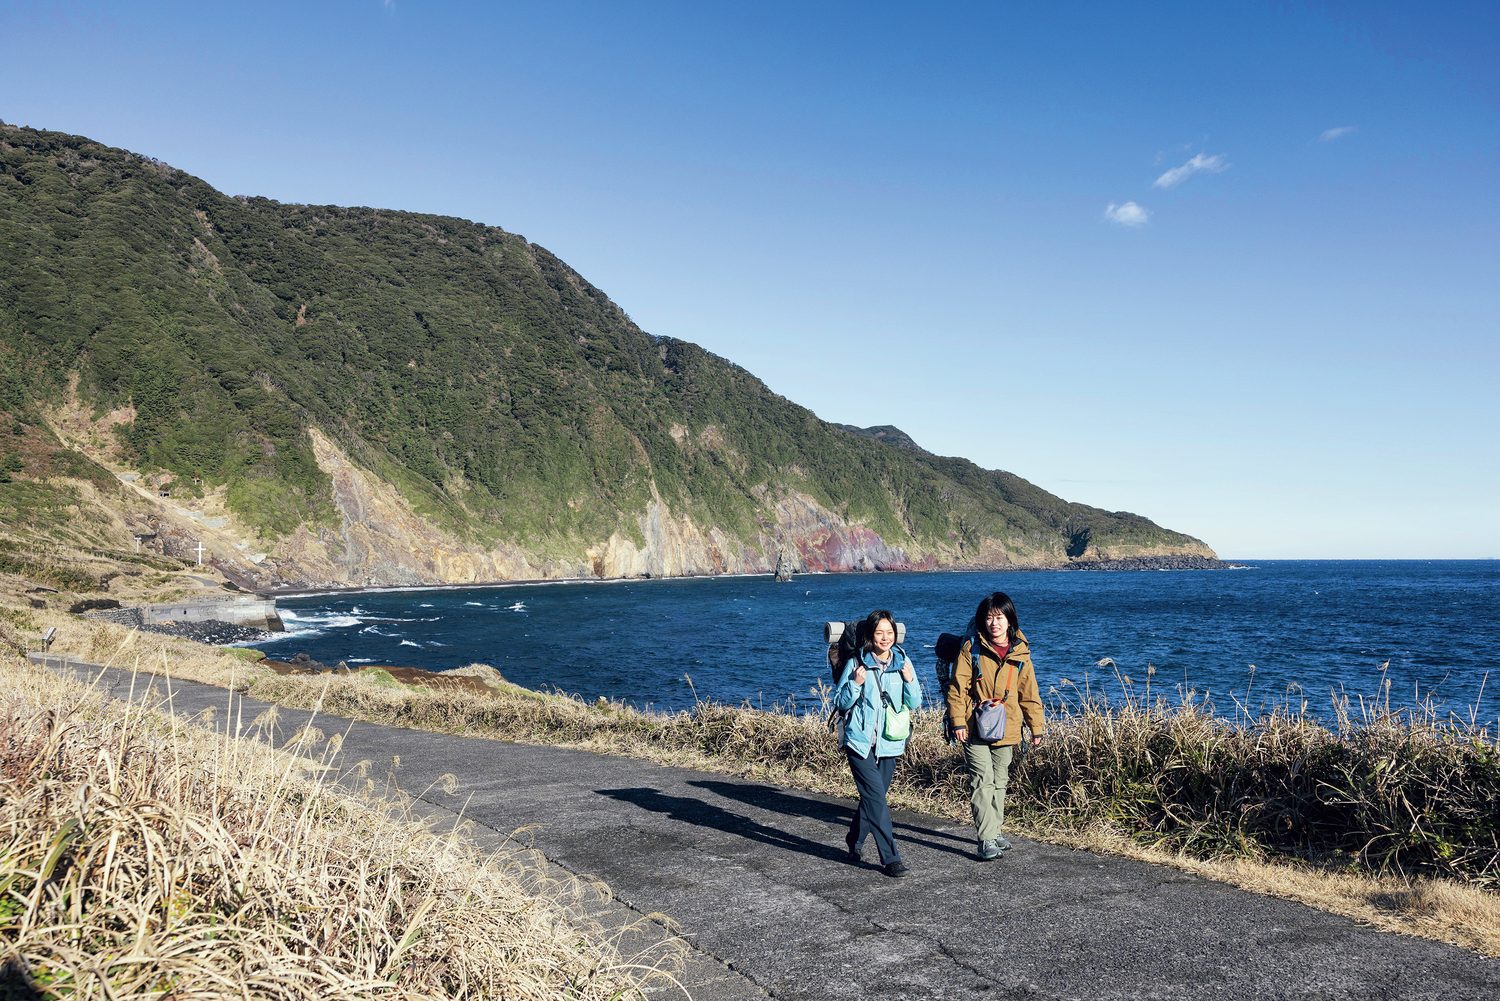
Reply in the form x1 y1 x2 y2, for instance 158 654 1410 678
255 628 320 644
428 641 449 647
360 625 400 637
350 606 366 615
399 639 423 648
279 610 363 630
347 657 375 663
419 603 434 608
508 602 526 612
464 601 484 607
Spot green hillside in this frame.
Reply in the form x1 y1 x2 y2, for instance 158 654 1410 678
0 123 1213 579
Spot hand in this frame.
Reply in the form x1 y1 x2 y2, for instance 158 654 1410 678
952 726 968 742
852 665 867 685
899 662 915 683
1031 732 1044 746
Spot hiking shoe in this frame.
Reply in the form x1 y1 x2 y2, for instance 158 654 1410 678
844 831 862 862
883 861 911 878
977 839 1002 861
995 835 1013 852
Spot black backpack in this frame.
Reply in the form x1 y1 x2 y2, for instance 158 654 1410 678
822 619 906 728
934 631 968 744
823 619 907 682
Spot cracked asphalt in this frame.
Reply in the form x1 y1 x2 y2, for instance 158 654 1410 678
33 655 1500 1001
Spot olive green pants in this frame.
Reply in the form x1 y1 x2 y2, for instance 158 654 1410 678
962 742 1015 842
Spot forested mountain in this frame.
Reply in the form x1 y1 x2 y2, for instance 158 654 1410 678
0 123 1214 589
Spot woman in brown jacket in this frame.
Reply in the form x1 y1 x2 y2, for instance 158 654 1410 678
945 591 1046 860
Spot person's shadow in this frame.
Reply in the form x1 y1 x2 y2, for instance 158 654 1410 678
687 779 976 859
1 958 44 1000
597 786 856 865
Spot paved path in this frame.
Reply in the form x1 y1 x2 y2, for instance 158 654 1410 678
32 655 1500 1001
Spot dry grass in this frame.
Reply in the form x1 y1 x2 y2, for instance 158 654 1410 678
15 607 1500 958
0 652 684 999
1011 677 1499 884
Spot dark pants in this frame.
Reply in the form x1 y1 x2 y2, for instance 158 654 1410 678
845 748 899 866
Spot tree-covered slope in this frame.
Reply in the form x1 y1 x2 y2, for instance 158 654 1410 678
0 124 1213 585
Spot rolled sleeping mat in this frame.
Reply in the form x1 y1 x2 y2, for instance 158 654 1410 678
823 621 906 645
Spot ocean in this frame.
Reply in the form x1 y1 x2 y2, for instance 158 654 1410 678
251 560 1498 725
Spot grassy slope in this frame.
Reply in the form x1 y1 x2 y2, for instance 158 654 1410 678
0 123 1210 569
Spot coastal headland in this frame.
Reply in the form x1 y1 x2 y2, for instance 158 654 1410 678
0 123 1216 603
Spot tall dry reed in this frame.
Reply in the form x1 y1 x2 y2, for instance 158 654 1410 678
0 657 682 999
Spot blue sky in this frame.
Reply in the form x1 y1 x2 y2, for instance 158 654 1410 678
3 1 1496 557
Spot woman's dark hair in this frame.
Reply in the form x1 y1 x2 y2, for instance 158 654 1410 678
861 609 897 653
973 592 1020 647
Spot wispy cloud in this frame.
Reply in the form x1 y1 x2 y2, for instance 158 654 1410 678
1319 125 1358 142
1104 201 1150 227
1153 152 1229 189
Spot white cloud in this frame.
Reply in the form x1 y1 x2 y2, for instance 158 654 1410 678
1104 201 1150 227
1153 152 1229 189
1319 125 1358 142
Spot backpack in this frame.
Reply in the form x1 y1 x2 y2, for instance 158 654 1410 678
934 630 969 744
823 619 906 682
822 619 906 730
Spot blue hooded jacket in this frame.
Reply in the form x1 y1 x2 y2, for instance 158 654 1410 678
835 652 923 758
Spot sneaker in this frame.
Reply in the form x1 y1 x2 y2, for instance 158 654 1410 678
844 831 862 862
883 860 911 878
977 839 1002 861
995 835 1013 852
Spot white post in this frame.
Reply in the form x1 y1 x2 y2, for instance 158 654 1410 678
195 541 206 566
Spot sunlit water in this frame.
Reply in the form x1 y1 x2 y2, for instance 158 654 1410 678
250 561 1499 725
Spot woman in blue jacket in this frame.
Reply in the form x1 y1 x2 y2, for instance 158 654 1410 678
835 609 923 877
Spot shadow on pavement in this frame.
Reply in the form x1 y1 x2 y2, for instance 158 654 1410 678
598 786 856 865
1 958 44 1001
686 779 977 859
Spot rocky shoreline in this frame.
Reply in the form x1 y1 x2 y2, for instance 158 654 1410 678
253 556 1243 597
140 619 271 645
1053 555 1245 572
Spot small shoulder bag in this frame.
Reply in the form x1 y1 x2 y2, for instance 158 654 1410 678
878 661 911 741
973 657 1018 744
880 689 911 741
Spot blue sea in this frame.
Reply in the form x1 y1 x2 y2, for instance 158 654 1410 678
251 561 1499 725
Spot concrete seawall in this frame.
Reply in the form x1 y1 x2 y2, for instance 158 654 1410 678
85 599 283 632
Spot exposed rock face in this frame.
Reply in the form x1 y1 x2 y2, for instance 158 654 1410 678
161 429 1224 588
251 430 943 586
274 430 541 586
583 490 925 580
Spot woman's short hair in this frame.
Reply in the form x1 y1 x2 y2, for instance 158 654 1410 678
973 592 1020 646
862 609 897 651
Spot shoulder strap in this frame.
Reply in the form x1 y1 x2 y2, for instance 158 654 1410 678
999 657 1019 701
975 644 1020 702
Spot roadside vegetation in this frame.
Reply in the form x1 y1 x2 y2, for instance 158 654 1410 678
22 609 1500 958
0 636 682 998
